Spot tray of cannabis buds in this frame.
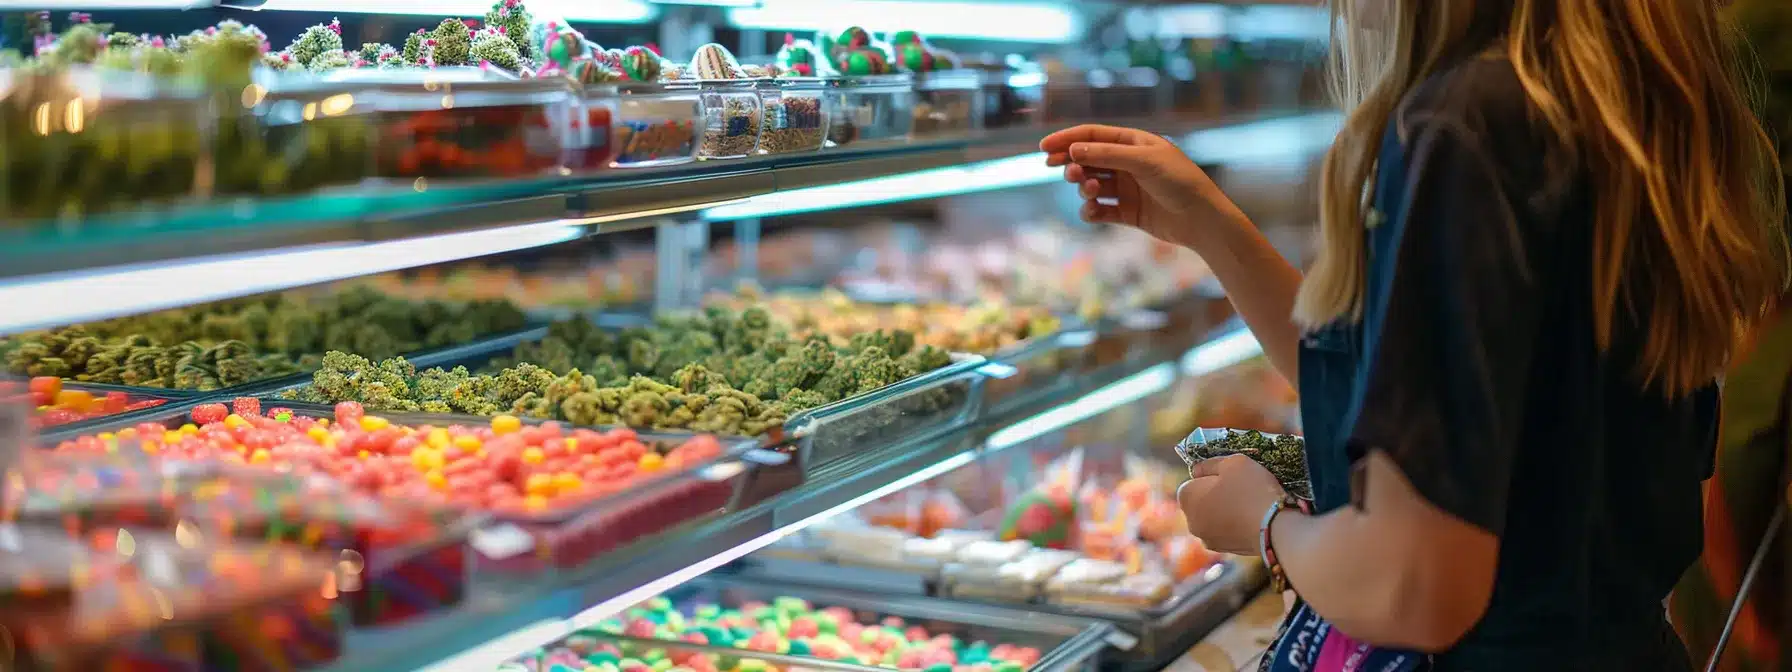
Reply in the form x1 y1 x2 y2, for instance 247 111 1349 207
263 307 988 468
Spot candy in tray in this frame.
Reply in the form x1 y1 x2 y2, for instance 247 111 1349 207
0 523 342 671
178 473 469 627
3 452 195 532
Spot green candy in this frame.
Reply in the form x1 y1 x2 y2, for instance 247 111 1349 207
772 596 808 614
859 628 881 645
548 664 576 672
695 605 722 620
732 626 757 641
736 660 771 672
924 664 954 672
592 663 621 672
664 612 687 632
816 614 839 635
587 651 622 666
650 660 672 672
647 597 674 612
698 625 731 646
995 662 1025 672
642 648 667 662
787 639 812 656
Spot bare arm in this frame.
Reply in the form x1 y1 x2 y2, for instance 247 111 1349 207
1041 125 1303 386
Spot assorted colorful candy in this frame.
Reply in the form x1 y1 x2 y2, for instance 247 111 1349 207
510 595 1042 672
8 377 168 429
52 399 729 518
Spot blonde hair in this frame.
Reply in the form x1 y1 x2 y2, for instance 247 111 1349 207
1294 0 1790 396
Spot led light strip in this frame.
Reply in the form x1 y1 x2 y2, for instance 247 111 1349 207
0 220 582 336
727 0 1083 43
423 449 978 671
701 152 1058 221
1181 328 1264 377
985 362 1179 450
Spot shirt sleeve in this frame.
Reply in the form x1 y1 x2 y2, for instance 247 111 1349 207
1347 113 1545 537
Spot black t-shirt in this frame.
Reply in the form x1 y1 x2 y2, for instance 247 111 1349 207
1296 57 1718 670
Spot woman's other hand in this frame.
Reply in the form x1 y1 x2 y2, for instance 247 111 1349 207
1041 124 1244 248
1177 454 1287 555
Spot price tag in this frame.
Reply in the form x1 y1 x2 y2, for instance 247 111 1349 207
469 523 536 560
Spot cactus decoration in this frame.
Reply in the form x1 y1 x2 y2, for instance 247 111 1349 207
619 45 660 81
429 17 473 66
774 33 825 76
470 26 520 71
825 26 892 76
483 0 534 60
284 17 342 67
308 48 351 72
400 29 426 64
537 22 586 71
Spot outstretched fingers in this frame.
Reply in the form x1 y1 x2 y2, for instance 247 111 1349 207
1040 124 1156 152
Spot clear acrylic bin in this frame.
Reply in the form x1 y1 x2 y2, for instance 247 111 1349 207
825 74 914 150
0 66 209 222
337 67 570 181
913 70 983 139
214 73 377 197
784 354 986 466
567 576 1114 672
595 82 700 168
697 79 763 159
758 78 831 155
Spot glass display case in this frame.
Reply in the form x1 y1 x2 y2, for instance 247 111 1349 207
0 3 1332 671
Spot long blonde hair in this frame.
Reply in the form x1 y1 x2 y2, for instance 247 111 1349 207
1294 0 1790 396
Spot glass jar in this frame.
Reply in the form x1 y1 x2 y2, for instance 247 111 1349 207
344 68 569 181
1 66 209 222
696 79 763 159
756 78 830 155
594 82 700 168
215 73 376 197
824 74 913 150
912 70 982 139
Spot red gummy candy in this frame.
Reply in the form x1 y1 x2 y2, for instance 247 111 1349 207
334 401 365 425
192 403 228 425
232 397 262 417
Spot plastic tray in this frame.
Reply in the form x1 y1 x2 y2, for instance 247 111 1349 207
19 381 195 436
38 401 780 579
266 317 984 466
976 66 1043 130
980 321 1096 420
784 354 986 467
824 74 915 150
587 575 1114 672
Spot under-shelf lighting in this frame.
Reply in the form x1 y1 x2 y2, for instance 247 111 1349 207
727 0 1082 43
0 220 582 337
1181 327 1263 377
238 0 659 23
986 362 1178 450
426 449 978 671
702 152 1058 221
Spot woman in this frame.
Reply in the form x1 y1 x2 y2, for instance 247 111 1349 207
1043 0 1788 668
